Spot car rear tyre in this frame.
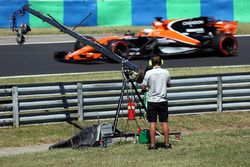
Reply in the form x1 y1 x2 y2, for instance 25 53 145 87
212 34 238 56
107 40 130 62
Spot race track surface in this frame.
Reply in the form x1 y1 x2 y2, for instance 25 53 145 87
0 36 249 77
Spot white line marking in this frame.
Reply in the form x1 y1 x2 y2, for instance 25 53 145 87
0 71 119 79
1 65 250 79
235 34 250 37
0 40 75 46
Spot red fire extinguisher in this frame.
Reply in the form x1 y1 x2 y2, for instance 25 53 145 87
128 97 135 120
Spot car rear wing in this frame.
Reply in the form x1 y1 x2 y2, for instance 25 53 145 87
150 16 238 35
209 20 238 35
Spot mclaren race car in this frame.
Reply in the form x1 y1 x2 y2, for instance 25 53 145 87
55 16 238 63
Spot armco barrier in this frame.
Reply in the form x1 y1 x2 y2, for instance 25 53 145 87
1 72 250 127
1 0 250 28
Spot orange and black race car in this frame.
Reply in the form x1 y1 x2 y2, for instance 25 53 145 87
54 16 238 63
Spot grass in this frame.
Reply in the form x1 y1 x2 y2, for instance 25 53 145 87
0 112 249 167
236 23 250 35
1 65 250 86
0 26 146 36
0 111 249 147
0 71 123 86
1 23 250 36
1 129 249 167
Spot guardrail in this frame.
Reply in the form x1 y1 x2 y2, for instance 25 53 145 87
1 72 250 127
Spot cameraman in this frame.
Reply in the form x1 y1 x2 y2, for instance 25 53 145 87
141 55 171 150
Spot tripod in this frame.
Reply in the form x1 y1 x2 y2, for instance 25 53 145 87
112 67 176 137
113 69 148 132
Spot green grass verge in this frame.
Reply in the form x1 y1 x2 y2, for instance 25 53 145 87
0 26 146 36
1 65 250 86
0 128 249 167
0 71 123 86
1 23 250 36
236 23 250 35
0 112 249 167
0 112 249 148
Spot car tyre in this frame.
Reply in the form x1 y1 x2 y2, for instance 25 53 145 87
107 40 130 62
212 34 238 56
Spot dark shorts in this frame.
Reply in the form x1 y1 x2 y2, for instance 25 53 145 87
147 101 168 122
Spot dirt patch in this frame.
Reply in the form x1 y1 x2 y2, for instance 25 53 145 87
0 144 51 157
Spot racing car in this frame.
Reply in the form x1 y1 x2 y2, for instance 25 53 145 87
54 16 238 63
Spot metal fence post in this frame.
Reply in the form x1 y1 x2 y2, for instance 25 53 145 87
12 86 20 127
77 83 84 121
217 76 223 112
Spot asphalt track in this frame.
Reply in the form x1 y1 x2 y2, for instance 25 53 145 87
0 36 249 77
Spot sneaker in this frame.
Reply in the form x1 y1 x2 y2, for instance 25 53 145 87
148 145 158 150
164 144 172 149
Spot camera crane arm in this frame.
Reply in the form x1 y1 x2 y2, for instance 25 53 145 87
10 4 144 82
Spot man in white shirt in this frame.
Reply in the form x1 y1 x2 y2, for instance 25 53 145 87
141 55 171 150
